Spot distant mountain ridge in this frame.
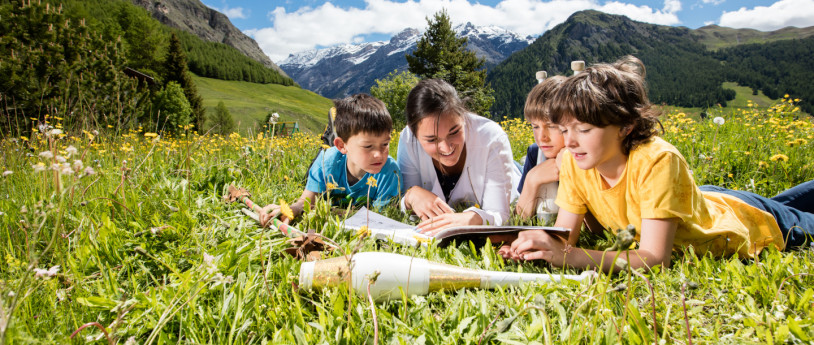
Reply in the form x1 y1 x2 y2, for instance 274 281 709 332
487 10 814 117
130 0 289 78
279 23 534 98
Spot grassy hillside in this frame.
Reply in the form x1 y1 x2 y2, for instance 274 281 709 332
194 75 333 134
694 25 814 50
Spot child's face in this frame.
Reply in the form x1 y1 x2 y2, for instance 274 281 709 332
558 119 626 173
529 118 565 159
415 113 466 168
336 131 392 180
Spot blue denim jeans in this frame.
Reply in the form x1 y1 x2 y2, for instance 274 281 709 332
699 180 814 249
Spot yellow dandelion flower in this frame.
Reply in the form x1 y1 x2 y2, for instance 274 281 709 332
356 225 370 238
321 144 330 150
279 199 294 220
366 176 378 188
770 154 789 162
413 235 432 244
758 161 768 168
144 132 158 138
784 94 790 98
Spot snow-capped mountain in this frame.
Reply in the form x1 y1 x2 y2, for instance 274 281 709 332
278 24 534 98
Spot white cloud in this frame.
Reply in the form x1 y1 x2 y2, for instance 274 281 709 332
702 0 725 4
203 2 248 19
222 6 248 19
718 0 814 31
253 0 684 62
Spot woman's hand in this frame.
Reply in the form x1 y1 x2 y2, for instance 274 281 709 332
416 211 482 236
404 186 455 220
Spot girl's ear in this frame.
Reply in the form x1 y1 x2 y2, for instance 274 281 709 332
334 137 347 154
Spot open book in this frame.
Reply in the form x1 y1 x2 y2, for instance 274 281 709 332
341 207 570 247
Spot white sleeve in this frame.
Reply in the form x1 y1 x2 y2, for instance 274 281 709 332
397 128 421 213
469 131 517 226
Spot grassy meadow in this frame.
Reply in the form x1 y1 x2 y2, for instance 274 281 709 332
0 96 813 344
194 75 334 134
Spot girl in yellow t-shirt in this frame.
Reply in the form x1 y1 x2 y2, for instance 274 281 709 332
501 55 814 272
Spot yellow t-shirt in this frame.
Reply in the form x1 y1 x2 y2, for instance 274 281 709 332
555 137 784 258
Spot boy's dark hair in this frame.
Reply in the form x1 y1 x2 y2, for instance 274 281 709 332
524 76 567 123
405 79 469 136
333 94 392 141
549 55 663 155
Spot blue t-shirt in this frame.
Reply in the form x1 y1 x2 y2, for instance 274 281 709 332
305 147 403 208
517 143 542 194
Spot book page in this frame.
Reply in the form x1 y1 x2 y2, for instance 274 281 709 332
342 207 429 246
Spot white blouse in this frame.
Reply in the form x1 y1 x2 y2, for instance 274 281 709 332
397 113 521 226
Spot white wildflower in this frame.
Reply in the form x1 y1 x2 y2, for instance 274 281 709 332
65 145 78 156
56 155 66 163
34 265 60 279
2 170 12 177
47 128 63 137
7 291 15 297
39 151 54 159
38 124 50 133
213 272 234 284
82 166 96 176
203 252 217 274
124 336 138 345
713 117 725 126
698 154 706 160
72 160 84 171
49 163 61 171
269 112 280 124
60 166 74 175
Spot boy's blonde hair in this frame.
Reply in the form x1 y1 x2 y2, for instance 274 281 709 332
549 55 662 155
524 76 567 123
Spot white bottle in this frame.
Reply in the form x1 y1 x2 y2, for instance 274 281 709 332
299 252 596 301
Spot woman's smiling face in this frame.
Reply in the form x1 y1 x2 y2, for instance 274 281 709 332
415 113 466 168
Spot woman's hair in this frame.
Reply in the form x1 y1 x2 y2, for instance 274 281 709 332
333 93 392 140
549 55 663 155
405 79 469 136
524 76 567 123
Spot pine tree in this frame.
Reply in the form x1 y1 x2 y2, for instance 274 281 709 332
406 10 494 117
209 101 235 135
164 32 205 131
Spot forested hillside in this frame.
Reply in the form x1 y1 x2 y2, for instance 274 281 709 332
487 10 812 118
57 0 294 86
717 37 814 113
0 0 305 135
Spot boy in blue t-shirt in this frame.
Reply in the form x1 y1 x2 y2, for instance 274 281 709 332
260 94 403 225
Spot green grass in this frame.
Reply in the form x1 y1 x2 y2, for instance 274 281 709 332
722 82 775 108
0 98 813 344
194 74 333 134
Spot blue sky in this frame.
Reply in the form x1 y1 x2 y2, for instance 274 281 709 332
201 0 814 62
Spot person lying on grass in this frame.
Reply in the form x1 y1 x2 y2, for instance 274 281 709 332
515 76 567 221
397 79 520 235
259 94 403 226
500 55 814 272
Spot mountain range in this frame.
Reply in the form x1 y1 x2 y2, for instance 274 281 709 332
279 23 534 98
